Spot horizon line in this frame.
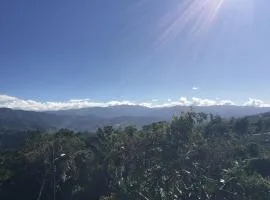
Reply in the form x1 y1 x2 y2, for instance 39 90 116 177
1 94 270 111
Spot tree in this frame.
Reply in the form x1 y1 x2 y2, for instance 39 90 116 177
233 117 249 135
255 119 264 133
1 112 270 200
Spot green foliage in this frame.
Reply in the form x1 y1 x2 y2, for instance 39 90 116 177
1 112 270 200
233 117 249 135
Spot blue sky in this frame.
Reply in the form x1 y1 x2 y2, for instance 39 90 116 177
1 0 270 109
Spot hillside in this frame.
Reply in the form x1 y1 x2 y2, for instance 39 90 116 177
3 106 270 150
51 105 270 118
1 106 270 133
0 108 162 132
1 111 270 199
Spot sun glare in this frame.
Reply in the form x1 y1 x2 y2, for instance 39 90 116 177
156 0 252 47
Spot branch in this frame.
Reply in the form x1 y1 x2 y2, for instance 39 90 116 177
136 191 150 200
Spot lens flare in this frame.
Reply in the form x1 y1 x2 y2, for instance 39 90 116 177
157 0 226 47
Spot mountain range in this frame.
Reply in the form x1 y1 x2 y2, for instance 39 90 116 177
1 105 270 132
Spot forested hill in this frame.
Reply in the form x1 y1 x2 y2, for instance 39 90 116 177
50 105 270 118
1 112 270 199
1 105 270 132
0 108 61 132
0 108 162 132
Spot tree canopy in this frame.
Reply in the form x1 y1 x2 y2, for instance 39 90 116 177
1 112 270 200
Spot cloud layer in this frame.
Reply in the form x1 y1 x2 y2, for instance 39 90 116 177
0 94 270 111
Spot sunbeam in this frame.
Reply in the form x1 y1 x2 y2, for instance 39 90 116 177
156 0 253 48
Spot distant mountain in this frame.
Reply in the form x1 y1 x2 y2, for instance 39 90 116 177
0 107 162 133
0 108 60 132
1 105 270 133
0 108 101 132
50 105 270 119
49 105 153 118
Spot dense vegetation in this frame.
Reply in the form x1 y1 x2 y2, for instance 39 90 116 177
1 112 270 200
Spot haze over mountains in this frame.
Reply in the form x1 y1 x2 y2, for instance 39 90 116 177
1 105 270 132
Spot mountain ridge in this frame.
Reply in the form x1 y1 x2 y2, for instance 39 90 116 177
1 105 270 132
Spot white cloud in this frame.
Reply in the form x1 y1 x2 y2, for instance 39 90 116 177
180 97 192 106
0 95 137 111
219 100 235 106
0 95 18 102
191 97 216 106
192 86 199 90
138 102 153 107
0 94 269 111
243 98 270 107
69 99 91 103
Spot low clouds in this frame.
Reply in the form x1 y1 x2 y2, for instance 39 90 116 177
157 97 234 108
0 95 137 111
0 94 269 111
0 95 18 102
243 98 270 107
219 100 235 106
